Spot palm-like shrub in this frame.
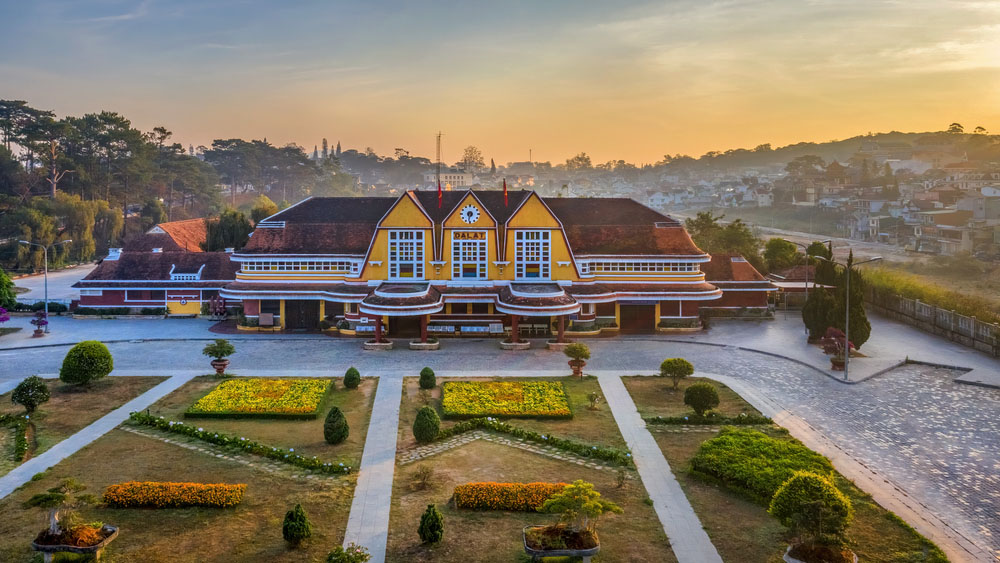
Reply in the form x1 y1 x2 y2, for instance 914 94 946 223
419 367 436 390
12 376 50 413
684 382 720 416
418 503 444 544
659 358 694 389
324 406 349 444
412 406 440 443
343 367 361 389
563 342 590 361
282 503 312 546
769 471 853 545
60 341 113 386
202 339 235 360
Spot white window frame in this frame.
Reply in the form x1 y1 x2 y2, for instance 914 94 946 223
388 230 424 280
451 231 488 280
514 230 550 280
580 261 698 275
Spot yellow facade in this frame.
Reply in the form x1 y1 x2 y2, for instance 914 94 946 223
167 300 201 315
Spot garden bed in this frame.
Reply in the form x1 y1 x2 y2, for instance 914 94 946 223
184 378 332 419
623 375 948 563
441 381 572 419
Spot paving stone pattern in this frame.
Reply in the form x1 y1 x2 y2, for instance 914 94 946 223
398 429 623 473
121 426 347 483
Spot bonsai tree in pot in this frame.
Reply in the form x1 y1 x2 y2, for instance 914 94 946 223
769 471 854 562
525 480 622 557
563 343 590 378
202 339 236 375
30 311 48 337
819 327 853 371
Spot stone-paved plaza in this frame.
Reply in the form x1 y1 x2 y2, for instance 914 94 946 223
0 314 998 560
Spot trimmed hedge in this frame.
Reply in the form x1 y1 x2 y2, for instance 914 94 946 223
419 367 436 390
690 427 833 503
440 381 573 420
343 367 361 390
453 482 567 511
59 340 114 385
436 417 634 467
645 412 773 426
184 378 331 419
73 307 132 316
129 412 351 475
103 481 245 508
0 413 30 460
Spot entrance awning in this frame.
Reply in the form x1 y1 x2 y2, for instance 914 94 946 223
495 283 581 316
359 283 444 316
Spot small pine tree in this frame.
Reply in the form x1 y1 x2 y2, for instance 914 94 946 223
12 376 50 413
830 252 871 349
684 382 720 416
282 503 312 546
418 504 444 544
324 406 350 444
418 367 435 390
659 358 694 390
344 367 361 389
60 341 114 386
801 288 836 341
412 406 440 443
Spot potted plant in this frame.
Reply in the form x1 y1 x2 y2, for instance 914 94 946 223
31 481 119 561
563 343 590 378
769 471 856 563
523 480 622 561
819 328 853 371
202 339 235 375
30 311 48 337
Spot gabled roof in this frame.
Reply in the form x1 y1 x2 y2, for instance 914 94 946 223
701 253 768 282
126 219 208 252
76 251 238 284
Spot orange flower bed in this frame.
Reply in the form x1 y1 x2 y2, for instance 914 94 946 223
103 481 246 508
453 482 567 511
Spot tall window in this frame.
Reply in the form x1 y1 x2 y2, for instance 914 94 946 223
452 231 487 279
388 230 424 279
515 230 550 280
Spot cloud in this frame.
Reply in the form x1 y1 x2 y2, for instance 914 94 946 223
83 0 151 23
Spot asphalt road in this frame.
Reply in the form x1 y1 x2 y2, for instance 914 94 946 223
13 263 96 301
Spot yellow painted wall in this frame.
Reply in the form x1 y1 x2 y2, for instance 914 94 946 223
500 228 578 281
443 194 496 228
379 194 433 228
361 194 434 280
506 193 560 228
167 300 201 315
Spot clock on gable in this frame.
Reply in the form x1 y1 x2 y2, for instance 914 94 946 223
459 204 481 224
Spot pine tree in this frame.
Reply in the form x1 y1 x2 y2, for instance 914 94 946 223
282 503 312 546
490 158 496 175
813 242 837 286
801 287 836 340
312 146 319 160
412 406 440 442
322 138 329 159
335 141 341 156
418 504 444 544
419 367 435 389
830 251 871 348
324 406 349 444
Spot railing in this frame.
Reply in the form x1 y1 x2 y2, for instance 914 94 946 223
864 289 1000 357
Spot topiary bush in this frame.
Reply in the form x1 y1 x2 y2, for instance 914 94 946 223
324 406 349 445
769 471 853 544
59 340 113 386
563 342 590 361
344 367 361 389
659 358 694 389
683 382 720 416
419 367 436 390
282 503 312 546
418 503 444 544
12 376 50 413
412 406 440 443
202 339 235 360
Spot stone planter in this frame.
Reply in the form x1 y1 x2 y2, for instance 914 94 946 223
522 526 599 562
409 340 440 350
783 545 857 563
32 329 45 338
546 340 571 351
830 358 845 371
210 358 230 375
33 524 119 562
568 359 587 377
364 340 393 350
500 339 530 350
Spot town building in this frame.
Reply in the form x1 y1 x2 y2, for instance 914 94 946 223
218 190 773 339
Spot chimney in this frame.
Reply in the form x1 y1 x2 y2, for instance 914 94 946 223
106 248 122 261
225 247 235 253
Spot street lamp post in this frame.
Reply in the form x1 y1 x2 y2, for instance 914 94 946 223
816 255 882 381
18 239 73 334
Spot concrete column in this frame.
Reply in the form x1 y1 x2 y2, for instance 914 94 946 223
374 316 383 342
420 315 428 343
511 315 520 343
279 299 286 330
557 315 566 343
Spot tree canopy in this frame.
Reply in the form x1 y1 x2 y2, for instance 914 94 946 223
685 211 766 272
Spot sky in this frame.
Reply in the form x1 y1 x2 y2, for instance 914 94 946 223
1 0 999 165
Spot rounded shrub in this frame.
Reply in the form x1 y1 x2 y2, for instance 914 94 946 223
59 340 113 386
769 471 853 543
324 406 350 445
563 342 591 361
684 382 720 416
344 367 361 389
282 503 312 546
419 367 436 390
659 357 694 389
412 406 440 443
418 503 444 544
12 376 50 413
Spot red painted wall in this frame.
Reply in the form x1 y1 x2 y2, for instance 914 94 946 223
709 291 769 308
243 299 260 316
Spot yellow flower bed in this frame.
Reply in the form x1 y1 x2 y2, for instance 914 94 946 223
441 381 572 419
186 378 331 419
104 481 245 508
454 482 567 511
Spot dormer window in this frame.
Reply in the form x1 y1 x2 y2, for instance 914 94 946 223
169 264 204 281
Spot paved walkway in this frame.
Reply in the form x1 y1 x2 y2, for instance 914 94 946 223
598 373 723 563
342 376 403 563
0 371 197 499
12 263 95 301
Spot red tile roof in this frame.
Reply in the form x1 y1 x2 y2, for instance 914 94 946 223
76 251 238 284
126 219 209 252
701 253 768 282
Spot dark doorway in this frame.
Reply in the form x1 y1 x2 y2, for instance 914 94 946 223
619 305 655 333
393 316 422 338
285 300 320 330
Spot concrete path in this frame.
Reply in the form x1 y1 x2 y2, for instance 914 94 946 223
598 373 723 563
0 371 197 499
342 375 403 563
706 371 993 563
